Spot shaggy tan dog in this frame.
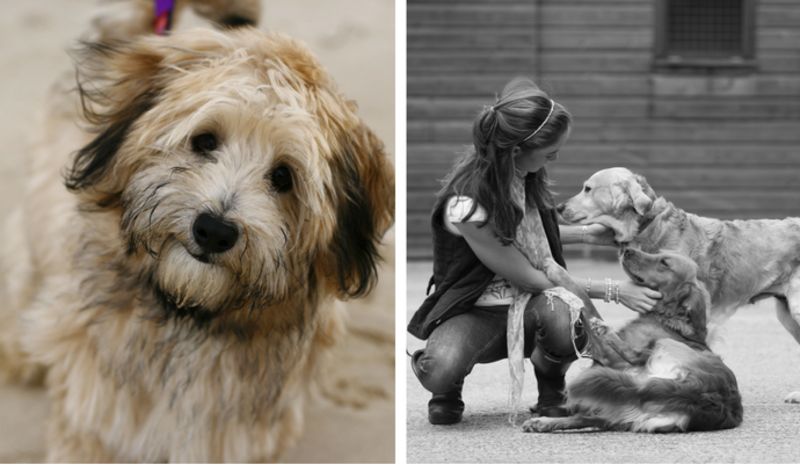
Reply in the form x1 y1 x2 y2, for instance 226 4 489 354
557 167 800 403
0 16 394 463
524 249 742 433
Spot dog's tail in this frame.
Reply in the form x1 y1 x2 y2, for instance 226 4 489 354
638 351 743 431
567 360 743 432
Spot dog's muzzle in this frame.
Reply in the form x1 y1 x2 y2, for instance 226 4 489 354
192 213 239 255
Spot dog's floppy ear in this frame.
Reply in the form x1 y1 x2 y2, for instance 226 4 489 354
603 185 643 243
670 280 709 343
323 123 395 299
65 40 169 204
634 173 656 199
623 174 655 216
65 31 245 205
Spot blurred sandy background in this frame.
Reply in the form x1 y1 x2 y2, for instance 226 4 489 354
0 0 395 462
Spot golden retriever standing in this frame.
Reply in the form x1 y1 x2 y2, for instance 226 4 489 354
558 167 800 403
523 248 743 433
0 8 394 462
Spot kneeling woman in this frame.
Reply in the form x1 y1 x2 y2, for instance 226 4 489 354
408 78 660 424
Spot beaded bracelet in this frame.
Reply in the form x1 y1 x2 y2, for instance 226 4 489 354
614 280 621 304
603 278 611 303
581 225 588 244
586 277 592 295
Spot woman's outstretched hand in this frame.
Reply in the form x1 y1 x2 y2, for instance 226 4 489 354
583 223 616 247
618 280 662 313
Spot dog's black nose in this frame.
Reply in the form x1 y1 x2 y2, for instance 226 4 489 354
623 247 635 258
556 203 565 213
193 213 238 254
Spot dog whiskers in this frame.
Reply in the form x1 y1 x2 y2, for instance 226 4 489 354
148 197 167 229
141 239 160 259
276 255 310 297
198 279 214 306
191 199 214 224
280 221 304 256
169 165 190 176
239 221 250 261
127 181 171 224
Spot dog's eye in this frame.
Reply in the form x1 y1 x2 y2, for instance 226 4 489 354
583 185 591 193
661 258 670 268
191 133 218 156
270 165 293 193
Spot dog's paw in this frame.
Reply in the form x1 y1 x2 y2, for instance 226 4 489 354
784 391 800 403
521 417 556 433
590 317 610 336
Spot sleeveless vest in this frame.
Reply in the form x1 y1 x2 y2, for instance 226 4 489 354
407 193 566 340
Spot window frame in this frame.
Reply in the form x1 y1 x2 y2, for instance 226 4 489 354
654 0 757 72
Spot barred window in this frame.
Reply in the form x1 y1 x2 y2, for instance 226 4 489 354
655 0 755 69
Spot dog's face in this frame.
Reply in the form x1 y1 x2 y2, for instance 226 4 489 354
557 167 655 242
67 28 394 329
621 248 697 295
621 248 708 340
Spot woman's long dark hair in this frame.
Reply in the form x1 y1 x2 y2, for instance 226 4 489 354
438 77 572 245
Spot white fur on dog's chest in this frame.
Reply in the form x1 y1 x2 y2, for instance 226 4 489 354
641 341 689 382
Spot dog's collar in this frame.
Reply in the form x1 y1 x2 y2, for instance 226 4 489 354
154 0 175 35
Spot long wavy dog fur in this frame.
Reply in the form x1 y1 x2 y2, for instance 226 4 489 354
557 166 800 403
523 249 742 433
0 7 394 461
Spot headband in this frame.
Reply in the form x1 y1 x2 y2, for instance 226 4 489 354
522 99 555 142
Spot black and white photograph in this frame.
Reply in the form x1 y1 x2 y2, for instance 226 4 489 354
406 1 800 462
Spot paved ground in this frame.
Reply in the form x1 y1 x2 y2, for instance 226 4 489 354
0 1 394 462
407 259 800 463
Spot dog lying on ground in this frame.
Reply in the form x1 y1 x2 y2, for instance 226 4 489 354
523 248 743 433
558 166 800 403
0 5 394 462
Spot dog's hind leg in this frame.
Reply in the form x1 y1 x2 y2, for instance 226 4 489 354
780 268 800 339
776 273 800 402
775 298 800 344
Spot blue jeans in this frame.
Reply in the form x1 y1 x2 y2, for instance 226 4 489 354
413 293 585 394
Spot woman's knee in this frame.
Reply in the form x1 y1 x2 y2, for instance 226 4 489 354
528 292 585 358
413 345 471 393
